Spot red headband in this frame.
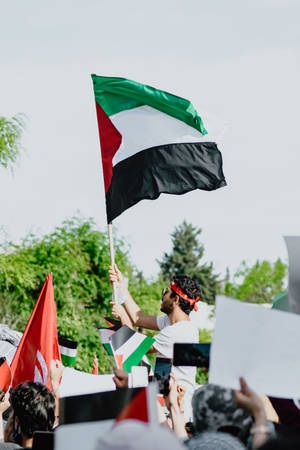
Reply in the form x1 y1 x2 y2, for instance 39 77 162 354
170 281 199 312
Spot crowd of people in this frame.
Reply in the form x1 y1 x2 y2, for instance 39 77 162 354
0 265 300 449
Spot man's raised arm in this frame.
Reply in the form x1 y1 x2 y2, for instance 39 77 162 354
109 264 159 331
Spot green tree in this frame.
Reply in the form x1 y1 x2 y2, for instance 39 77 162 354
0 114 25 169
158 221 219 304
0 216 162 372
222 259 287 304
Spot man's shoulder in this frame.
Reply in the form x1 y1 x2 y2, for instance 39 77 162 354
156 315 170 330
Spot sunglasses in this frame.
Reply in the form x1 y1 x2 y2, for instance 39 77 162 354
161 287 169 297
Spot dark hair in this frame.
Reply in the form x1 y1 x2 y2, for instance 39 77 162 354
10 382 55 438
171 275 202 315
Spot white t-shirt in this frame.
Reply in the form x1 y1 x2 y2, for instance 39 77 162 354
154 315 198 421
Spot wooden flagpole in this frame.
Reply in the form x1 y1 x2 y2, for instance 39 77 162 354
108 223 119 304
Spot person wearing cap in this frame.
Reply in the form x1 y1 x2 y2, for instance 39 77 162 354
109 265 201 420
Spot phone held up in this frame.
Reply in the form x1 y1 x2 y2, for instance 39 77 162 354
173 343 211 368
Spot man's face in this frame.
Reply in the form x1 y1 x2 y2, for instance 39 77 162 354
160 286 175 315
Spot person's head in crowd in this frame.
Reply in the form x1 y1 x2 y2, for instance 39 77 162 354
185 431 246 450
96 420 185 450
6 381 55 448
161 275 201 316
192 384 253 443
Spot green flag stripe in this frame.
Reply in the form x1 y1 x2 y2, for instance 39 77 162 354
61 354 76 367
91 75 207 135
122 336 155 372
103 343 113 356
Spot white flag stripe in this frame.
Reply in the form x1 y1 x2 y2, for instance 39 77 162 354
59 345 77 358
99 329 114 344
111 105 213 167
113 332 147 360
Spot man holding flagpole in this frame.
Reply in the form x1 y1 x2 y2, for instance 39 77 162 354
109 264 201 420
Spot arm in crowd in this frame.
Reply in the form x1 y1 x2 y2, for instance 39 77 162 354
234 377 269 450
0 392 10 442
110 301 135 330
164 375 187 439
109 264 159 331
50 359 64 426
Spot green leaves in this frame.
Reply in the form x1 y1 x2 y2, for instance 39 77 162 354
0 114 25 170
0 216 161 373
222 259 288 304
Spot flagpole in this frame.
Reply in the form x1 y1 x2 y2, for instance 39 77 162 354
108 223 119 304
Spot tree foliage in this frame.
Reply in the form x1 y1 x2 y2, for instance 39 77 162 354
158 221 219 304
222 259 287 303
0 217 161 372
0 114 25 169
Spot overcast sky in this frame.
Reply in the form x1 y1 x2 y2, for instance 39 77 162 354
1 0 299 279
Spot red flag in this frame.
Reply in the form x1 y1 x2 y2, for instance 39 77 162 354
92 355 98 375
10 273 61 389
0 357 11 393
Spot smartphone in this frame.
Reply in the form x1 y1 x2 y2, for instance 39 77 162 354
173 343 211 368
154 357 172 396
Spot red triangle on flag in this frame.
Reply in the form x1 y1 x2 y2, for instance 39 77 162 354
115 388 149 423
115 354 123 370
0 358 11 393
10 273 61 390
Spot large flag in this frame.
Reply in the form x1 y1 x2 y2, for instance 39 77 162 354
110 326 154 372
58 336 78 367
10 273 61 389
91 75 226 222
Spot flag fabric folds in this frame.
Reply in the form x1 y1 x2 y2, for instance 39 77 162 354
110 326 154 372
10 273 61 389
91 74 226 222
59 336 78 367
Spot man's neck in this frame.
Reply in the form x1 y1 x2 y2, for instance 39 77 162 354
168 308 190 325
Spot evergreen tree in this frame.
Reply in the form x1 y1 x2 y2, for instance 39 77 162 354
158 221 219 304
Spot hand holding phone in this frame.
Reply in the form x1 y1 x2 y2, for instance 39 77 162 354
154 357 172 396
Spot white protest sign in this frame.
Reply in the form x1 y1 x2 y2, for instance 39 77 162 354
209 296 300 398
59 367 115 398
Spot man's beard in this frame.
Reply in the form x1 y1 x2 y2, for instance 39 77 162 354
160 299 174 315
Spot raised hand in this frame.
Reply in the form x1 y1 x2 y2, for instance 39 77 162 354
234 377 264 417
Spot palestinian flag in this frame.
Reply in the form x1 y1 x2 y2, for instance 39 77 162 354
58 336 78 367
0 357 11 393
91 75 227 222
110 326 154 372
97 327 115 356
60 383 158 425
140 355 154 376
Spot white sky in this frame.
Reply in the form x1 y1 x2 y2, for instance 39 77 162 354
1 0 299 279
